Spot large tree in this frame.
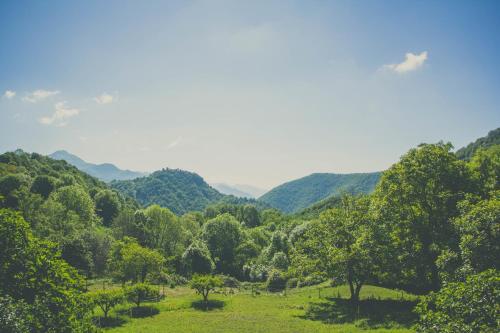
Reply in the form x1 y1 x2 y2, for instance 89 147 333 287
292 195 383 304
94 189 121 226
202 213 243 275
109 237 165 283
0 208 93 332
372 143 470 292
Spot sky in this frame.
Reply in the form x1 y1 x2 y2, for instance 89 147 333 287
1 0 499 189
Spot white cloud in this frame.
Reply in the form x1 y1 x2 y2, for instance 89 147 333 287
167 137 181 149
24 89 60 103
39 102 80 127
94 93 115 104
3 90 16 99
383 51 428 73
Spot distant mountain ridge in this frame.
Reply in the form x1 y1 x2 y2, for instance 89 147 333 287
258 172 381 213
212 183 267 198
49 150 147 182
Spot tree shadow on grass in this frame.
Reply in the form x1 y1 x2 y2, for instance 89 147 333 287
93 316 128 328
191 299 225 311
116 305 160 318
300 298 418 329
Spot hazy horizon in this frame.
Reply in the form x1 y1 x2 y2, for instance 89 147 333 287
1 0 500 188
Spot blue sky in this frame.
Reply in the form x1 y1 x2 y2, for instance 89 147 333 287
1 0 499 189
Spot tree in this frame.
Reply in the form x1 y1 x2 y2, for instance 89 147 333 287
415 269 499 333
94 190 120 226
241 205 260 227
467 145 500 197
143 205 185 257
189 275 223 304
0 208 94 332
125 283 159 308
437 193 500 282
292 195 382 304
182 240 214 276
30 175 56 199
51 185 97 225
109 237 165 283
0 174 28 209
89 289 124 319
372 143 470 292
202 213 243 275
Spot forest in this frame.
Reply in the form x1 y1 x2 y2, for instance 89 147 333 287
0 130 499 333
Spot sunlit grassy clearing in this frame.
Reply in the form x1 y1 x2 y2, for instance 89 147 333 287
100 283 418 333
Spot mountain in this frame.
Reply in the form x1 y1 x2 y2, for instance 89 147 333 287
455 127 500 160
211 183 267 198
212 183 253 198
258 172 381 213
49 150 147 182
232 184 267 198
110 168 225 215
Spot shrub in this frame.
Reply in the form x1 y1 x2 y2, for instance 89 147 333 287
220 275 241 289
266 270 287 292
298 273 326 288
287 278 299 289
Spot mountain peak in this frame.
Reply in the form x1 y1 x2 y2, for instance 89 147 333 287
49 150 146 182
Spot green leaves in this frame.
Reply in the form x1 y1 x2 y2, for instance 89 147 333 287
109 237 165 283
415 270 500 333
88 289 125 318
125 283 159 308
0 208 94 332
189 274 223 302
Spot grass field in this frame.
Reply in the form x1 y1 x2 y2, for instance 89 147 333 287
95 282 419 333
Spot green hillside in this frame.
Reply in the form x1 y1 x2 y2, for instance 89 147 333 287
455 127 500 160
110 168 225 215
259 172 381 213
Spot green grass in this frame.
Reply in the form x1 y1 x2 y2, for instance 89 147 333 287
98 283 418 333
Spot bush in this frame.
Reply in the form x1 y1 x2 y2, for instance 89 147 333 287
287 278 299 289
266 270 287 292
415 269 499 333
219 275 241 289
298 273 326 288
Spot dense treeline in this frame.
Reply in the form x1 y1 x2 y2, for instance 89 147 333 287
0 137 499 332
110 168 267 215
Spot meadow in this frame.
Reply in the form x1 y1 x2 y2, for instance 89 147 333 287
99 283 418 333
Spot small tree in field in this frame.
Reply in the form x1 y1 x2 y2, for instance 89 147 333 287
190 275 223 304
89 289 124 319
125 283 159 308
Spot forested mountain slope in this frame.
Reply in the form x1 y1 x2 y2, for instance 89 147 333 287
110 169 225 215
50 150 147 182
259 172 381 213
455 127 500 160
